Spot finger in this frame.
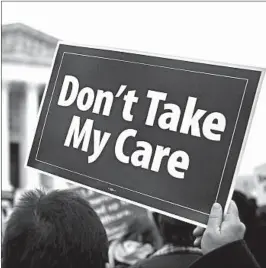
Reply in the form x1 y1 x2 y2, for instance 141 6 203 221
207 203 223 231
224 200 239 221
194 236 202 247
193 226 205 237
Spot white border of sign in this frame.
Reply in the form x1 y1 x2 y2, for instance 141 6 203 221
25 41 266 228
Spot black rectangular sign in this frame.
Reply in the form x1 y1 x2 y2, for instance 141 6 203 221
27 43 264 226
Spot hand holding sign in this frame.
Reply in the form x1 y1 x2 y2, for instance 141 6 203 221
193 201 246 254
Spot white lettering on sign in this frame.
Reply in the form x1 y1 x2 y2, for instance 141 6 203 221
101 210 131 225
145 90 226 141
122 90 139 121
64 116 111 163
202 112 226 141
58 75 114 116
115 129 189 179
59 75 228 180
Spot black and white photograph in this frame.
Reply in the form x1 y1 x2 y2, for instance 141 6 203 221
1 2 266 268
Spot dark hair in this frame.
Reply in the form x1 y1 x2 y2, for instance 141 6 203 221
232 191 257 229
122 216 158 246
2 189 108 268
153 213 195 247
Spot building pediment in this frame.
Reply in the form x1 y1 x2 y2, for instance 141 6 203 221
2 23 59 66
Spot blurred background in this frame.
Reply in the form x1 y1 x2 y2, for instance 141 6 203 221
1 2 266 253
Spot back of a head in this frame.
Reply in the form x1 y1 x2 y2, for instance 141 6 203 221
153 213 195 247
123 216 157 245
232 190 257 228
2 189 108 268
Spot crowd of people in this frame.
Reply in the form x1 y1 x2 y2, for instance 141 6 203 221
1 188 266 268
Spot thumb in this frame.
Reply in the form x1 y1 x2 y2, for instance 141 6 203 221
207 203 223 231
224 200 239 221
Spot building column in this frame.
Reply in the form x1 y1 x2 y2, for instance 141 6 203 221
1 81 13 192
20 82 40 189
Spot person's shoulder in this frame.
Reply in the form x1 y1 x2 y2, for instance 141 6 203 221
130 256 161 268
129 259 145 268
189 240 260 268
130 253 200 268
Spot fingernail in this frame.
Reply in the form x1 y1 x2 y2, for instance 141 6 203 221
212 203 221 210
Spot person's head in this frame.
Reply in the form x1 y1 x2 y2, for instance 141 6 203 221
109 216 157 267
2 189 108 268
122 216 157 245
153 213 195 247
257 205 266 222
232 190 257 229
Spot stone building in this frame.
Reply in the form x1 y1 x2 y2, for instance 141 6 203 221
2 23 67 197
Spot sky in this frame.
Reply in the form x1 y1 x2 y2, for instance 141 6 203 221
2 2 266 175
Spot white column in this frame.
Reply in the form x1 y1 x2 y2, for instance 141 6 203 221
20 82 40 189
1 81 13 191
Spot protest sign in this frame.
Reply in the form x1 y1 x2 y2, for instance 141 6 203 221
27 43 264 226
73 187 148 241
